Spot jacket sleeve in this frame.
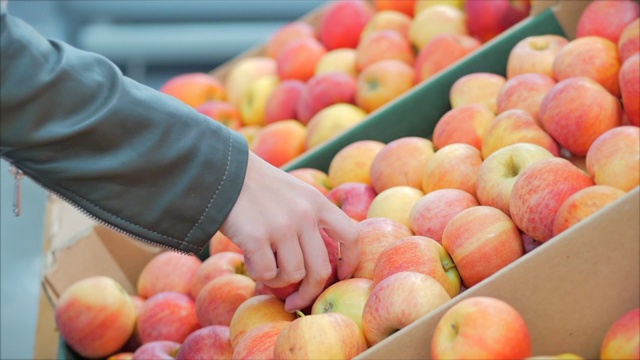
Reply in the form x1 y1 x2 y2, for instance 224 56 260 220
0 11 249 255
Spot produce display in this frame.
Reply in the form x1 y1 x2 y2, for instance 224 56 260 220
52 0 640 359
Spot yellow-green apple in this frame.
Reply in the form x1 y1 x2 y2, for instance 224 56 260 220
356 59 415 113
107 352 134 360
618 18 640 63
509 157 595 243
352 217 414 279
360 10 412 42
422 143 484 198
374 0 416 17
276 37 327 82
362 271 451 346
576 0 640 44
449 72 506 114
264 79 305 124
265 21 316 60
160 72 226 108
132 341 180 360
304 103 368 149
431 296 533 359
408 5 468 51
208 231 243 256
325 182 377 221
620 53 640 125
55 276 136 358
552 36 622 97
496 73 557 124
239 74 279 127
287 167 331 195
318 0 374 50
327 139 386 188
251 120 307 168
228 294 296 348
408 188 479 243
296 72 357 124
315 48 358 77
137 251 202 299
526 354 584 360
232 321 291 360
552 185 626 236
355 30 415 72
415 0 465 14
137 291 200 344
465 0 531 43
190 251 247 300
586 125 640 192
442 206 525 288
415 33 482 83
120 294 145 352
311 278 375 333
370 136 435 193
366 185 424 228
600 307 640 360
432 103 495 151
224 56 277 108
195 100 242 130
175 325 233 360
236 125 261 147
273 312 368 359
476 143 555 216
506 34 569 79
372 235 461 297
539 76 622 156
195 273 256 327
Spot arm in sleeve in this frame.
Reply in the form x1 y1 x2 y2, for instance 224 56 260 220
0 11 249 254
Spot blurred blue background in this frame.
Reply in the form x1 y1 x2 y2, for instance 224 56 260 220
0 1 324 358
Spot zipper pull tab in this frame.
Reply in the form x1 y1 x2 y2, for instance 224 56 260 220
8 165 24 217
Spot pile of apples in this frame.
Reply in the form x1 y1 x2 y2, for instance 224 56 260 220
158 0 532 169
55 1 640 359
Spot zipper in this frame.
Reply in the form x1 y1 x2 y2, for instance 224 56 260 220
8 164 23 217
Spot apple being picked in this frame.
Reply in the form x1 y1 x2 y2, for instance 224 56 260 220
228 294 296 348
311 277 375 333
137 251 202 299
600 307 640 360
576 0 640 44
431 296 533 359
175 325 233 360
132 341 181 360
355 59 415 113
506 34 569 79
325 182 377 221
465 0 531 43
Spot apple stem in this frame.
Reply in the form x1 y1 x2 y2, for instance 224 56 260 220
295 310 305 318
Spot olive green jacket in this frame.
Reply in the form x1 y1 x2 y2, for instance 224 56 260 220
0 10 249 255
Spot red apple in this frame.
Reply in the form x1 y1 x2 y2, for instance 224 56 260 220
195 100 242 130
360 9 412 42
228 294 296 348
276 38 327 82
496 73 557 124
432 103 495 151
355 59 415 113
506 34 569 79
576 0 640 44
265 21 316 60
195 273 256 327
232 321 291 360
325 182 377 221
618 18 640 63
175 325 233 360
415 34 482 83
600 307 640 360
264 79 305 124
465 0 531 43
132 341 180 360
318 0 374 50
251 120 307 168
296 72 357 124
370 136 435 193
136 251 202 299
586 125 640 192
190 251 247 300
373 0 416 17
620 53 640 126
355 29 415 72
422 143 484 198
208 231 243 256
137 291 200 344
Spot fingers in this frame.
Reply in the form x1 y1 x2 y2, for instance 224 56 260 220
319 203 360 281
268 236 306 289
242 242 278 284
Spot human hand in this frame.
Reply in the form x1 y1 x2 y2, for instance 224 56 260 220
219 152 360 312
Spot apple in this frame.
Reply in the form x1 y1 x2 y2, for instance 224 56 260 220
352 217 414 279
370 136 435 193
408 4 468 51
366 185 424 229
355 59 415 113
355 30 415 72
236 125 262 147
296 72 357 124
327 139 386 188
304 103 368 150
414 33 482 83
208 231 243 256
422 143 484 198
190 251 247 300
132 341 181 360
476 143 555 216
224 56 277 108
195 273 256 327
120 295 145 353
195 100 242 130
431 296 533 359
228 294 296 348
107 352 134 360
539 76 622 157
552 185 627 236
273 312 368 359
442 206 525 288
372 235 461 298
465 0 531 43
137 251 202 299
311 278 375 333
432 103 495 151
276 38 327 82
618 18 640 63
576 0 640 44
264 79 305 124
482 109 560 160
373 0 416 17
160 72 226 108
552 36 622 97
325 182 377 221
620 53 640 126
509 157 595 243
360 10 412 42
362 271 451 346
449 72 506 114
600 307 640 360
251 120 307 168
232 321 291 360
586 125 640 192
287 167 331 195
506 34 569 79
525 354 584 360
408 188 479 244
318 0 374 50
496 73 557 124
175 325 233 360
239 74 279 127
265 21 316 60
137 291 200 344
415 0 465 14
55 276 136 359
315 48 358 78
